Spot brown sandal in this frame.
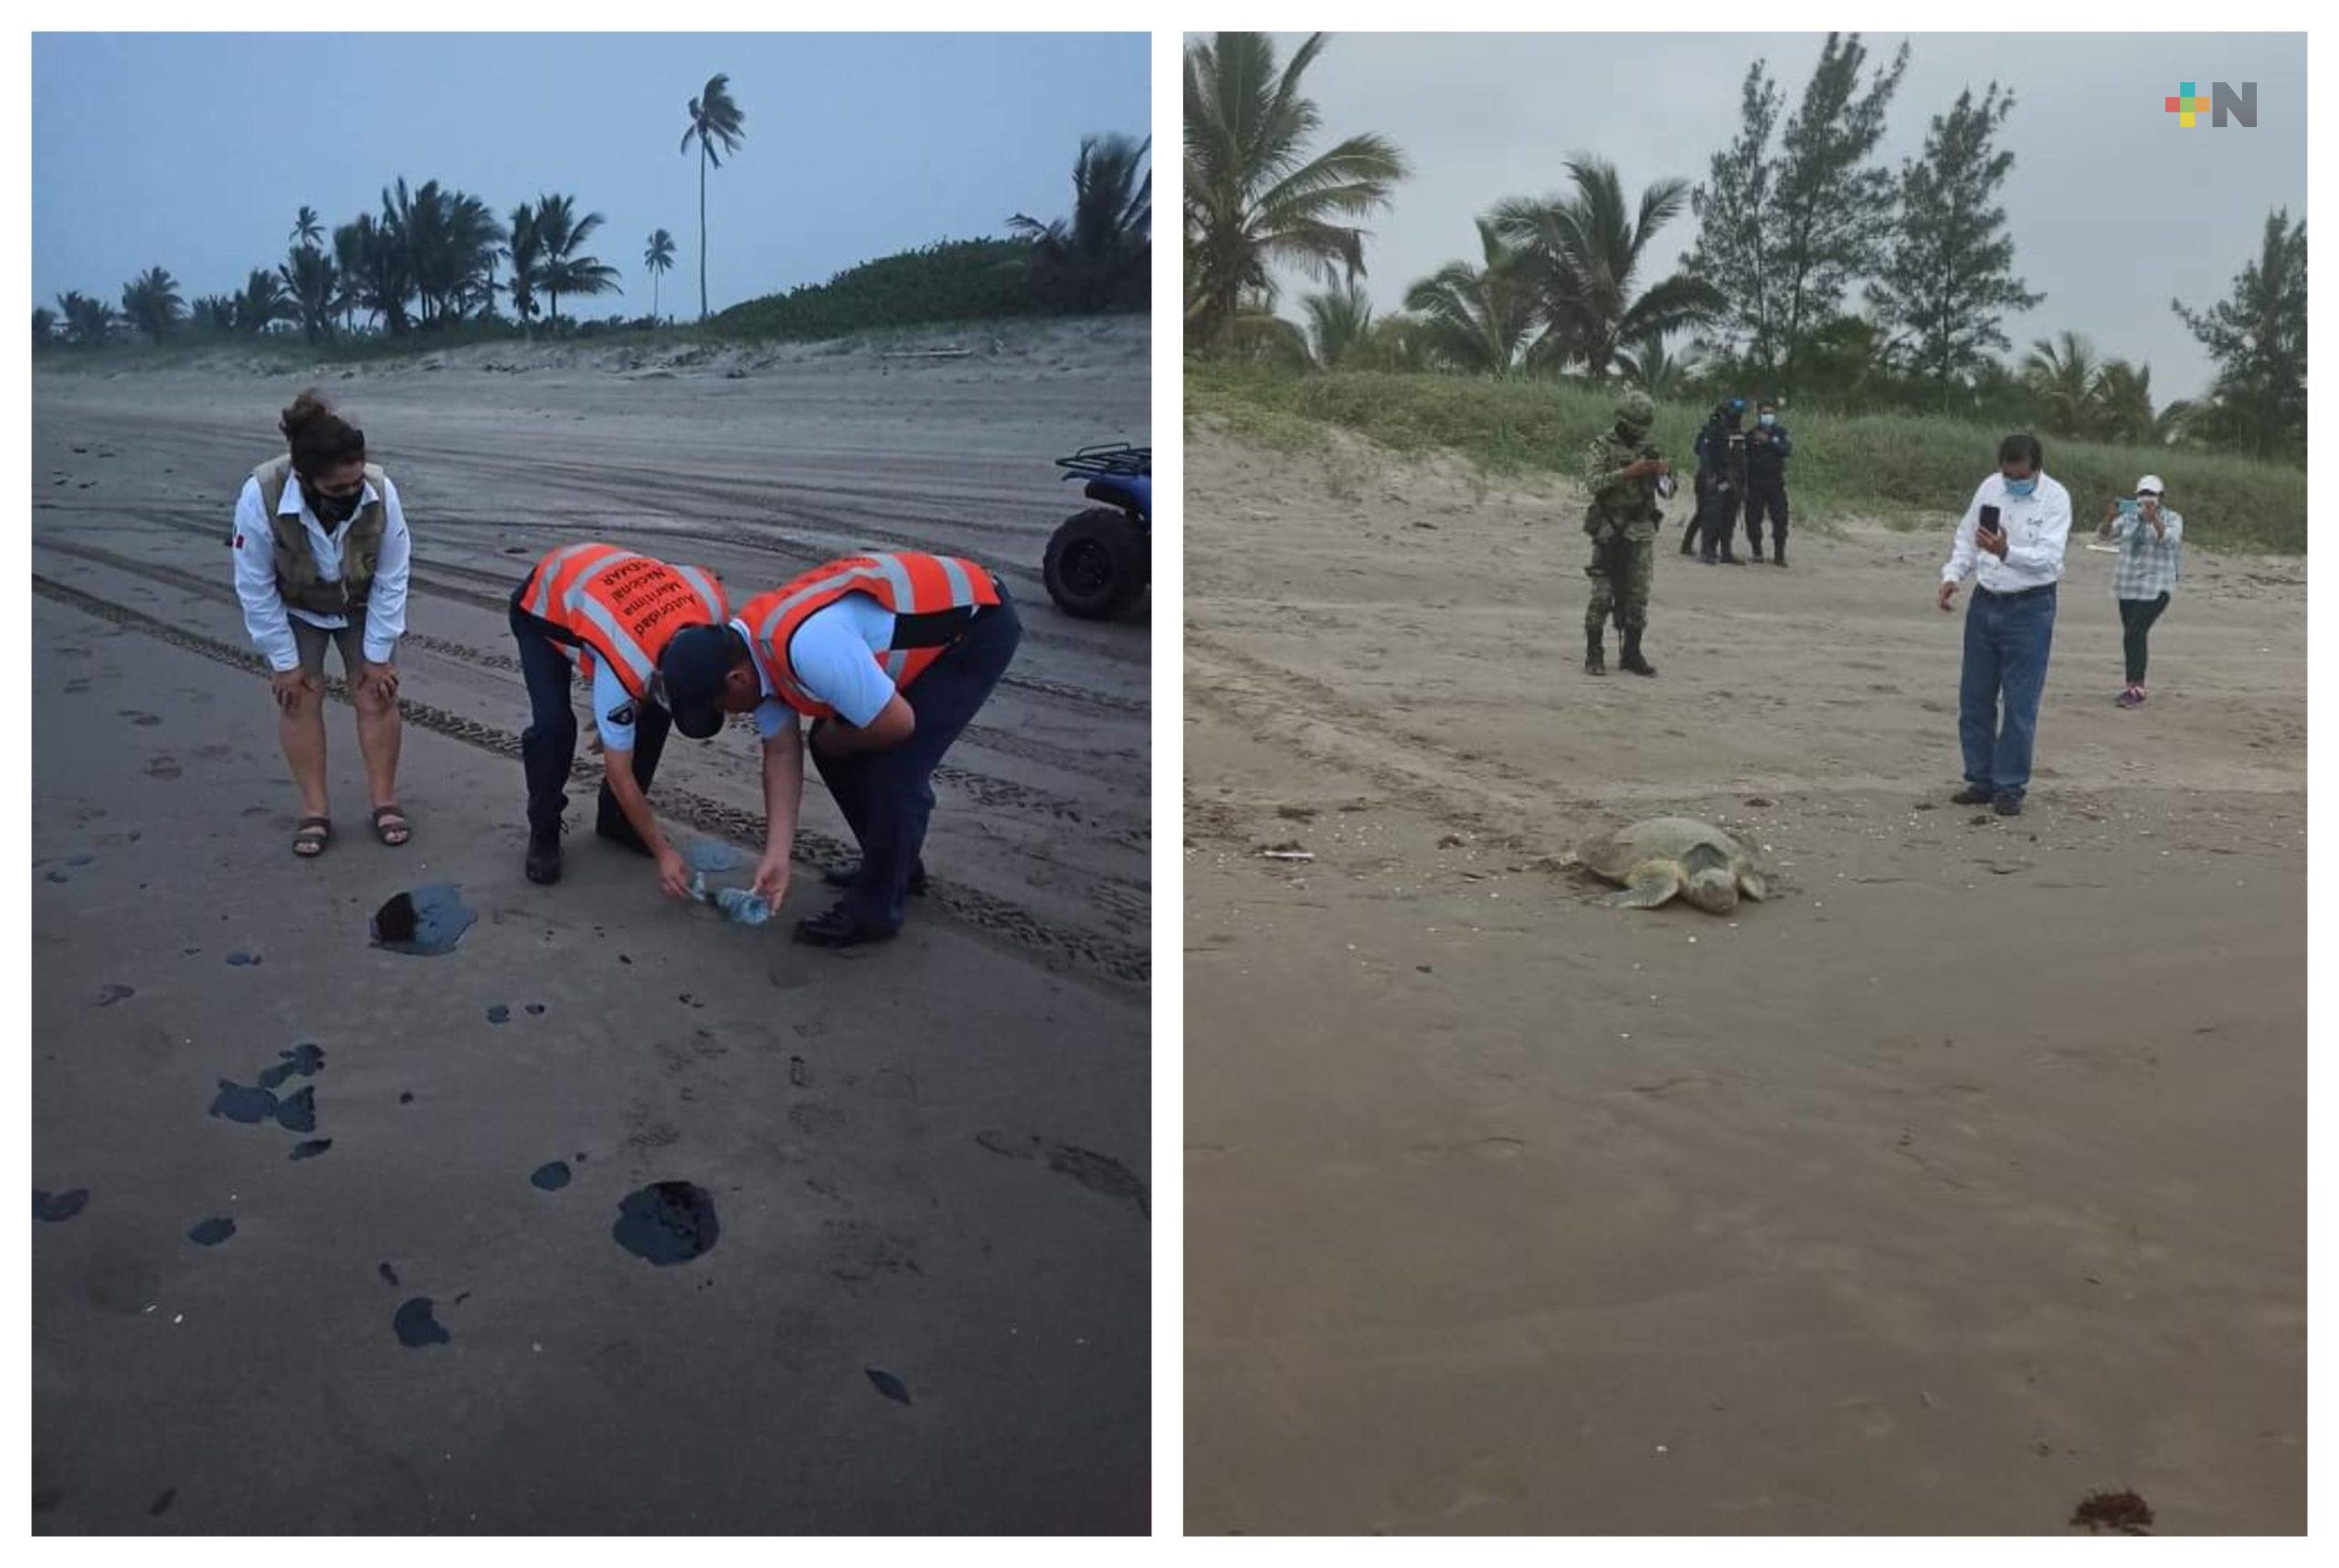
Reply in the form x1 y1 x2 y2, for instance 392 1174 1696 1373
293 817 331 857
371 805 410 847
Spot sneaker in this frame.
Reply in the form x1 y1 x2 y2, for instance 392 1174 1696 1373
1994 796 2024 817
1951 785 1995 806
2120 686 2148 707
524 830 564 885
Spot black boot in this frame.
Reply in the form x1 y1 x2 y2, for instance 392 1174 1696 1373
823 860 929 895
1774 539 1788 567
1584 629 1606 676
524 824 563 885
1620 628 1656 677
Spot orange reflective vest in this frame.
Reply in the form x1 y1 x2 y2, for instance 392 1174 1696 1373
739 552 1000 718
521 542 727 700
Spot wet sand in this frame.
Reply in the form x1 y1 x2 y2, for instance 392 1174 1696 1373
1183 422 2305 1534
30 325 1149 1533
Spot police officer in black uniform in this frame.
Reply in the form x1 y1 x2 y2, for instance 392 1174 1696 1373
1743 398 1794 566
1685 396 1748 565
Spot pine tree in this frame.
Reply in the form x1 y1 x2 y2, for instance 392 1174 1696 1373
1868 84 2042 402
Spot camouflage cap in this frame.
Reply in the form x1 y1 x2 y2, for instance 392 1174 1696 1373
1614 390 1655 429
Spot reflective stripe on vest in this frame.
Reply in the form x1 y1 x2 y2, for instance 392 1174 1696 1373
740 552 999 717
521 543 728 699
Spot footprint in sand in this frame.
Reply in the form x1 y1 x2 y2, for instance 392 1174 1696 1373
143 755 183 780
118 710 162 727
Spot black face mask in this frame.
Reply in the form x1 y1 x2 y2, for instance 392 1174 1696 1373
308 484 363 524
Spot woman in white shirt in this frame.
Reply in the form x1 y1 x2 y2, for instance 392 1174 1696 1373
229 391 413 855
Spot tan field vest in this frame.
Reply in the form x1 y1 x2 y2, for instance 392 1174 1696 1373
252 454 390 619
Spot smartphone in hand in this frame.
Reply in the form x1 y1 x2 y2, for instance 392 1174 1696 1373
1978 503 2002 539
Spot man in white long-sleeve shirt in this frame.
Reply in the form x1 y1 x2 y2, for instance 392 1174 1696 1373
1934 432 2072 817
229 391 413 855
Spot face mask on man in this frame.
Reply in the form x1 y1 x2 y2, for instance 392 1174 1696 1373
2002 475 2037 499
1758 413 1777 428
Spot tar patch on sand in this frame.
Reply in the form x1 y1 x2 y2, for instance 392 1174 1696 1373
393 1297 450 1348
865 1368 912 1405
2071 1490 2154 1535
530 1160 572 1192
186 1217 236 1246
369 883 477 955
612 1181 719 1266
34 1189 90 1223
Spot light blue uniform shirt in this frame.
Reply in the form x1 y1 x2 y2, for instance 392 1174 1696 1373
736 595 899 737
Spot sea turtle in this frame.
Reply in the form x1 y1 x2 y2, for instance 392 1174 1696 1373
1579 817 1768 914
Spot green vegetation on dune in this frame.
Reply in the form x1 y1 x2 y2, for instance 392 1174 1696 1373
1188 362 2306 555
712 238 1041 341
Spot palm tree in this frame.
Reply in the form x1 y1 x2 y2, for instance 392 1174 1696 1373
275 249 333 341
239 267 293 336
680 73 746 321
1401 218 1536 376
2092 359 2196 448
1183 32 1409 351
1616 330 1704 402
32 306 56 350
121 266 185 344
1010 133 1151 313
507 203 545 334
534 194 621 324
56 291 116 346
642 228 677 322
192 296 239 334
331 221 368 334
2020 331 2101 439
291 205 323 250
345 211 411 335
1300 280 1374 368
1489 158 1722 379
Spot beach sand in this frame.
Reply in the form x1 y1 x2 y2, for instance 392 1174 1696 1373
1182 421 2304 1534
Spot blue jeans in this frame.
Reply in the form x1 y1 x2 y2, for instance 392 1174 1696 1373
811 588 1021 934
1958 584 2057 801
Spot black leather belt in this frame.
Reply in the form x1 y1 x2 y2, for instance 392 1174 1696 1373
1975 581 2057 602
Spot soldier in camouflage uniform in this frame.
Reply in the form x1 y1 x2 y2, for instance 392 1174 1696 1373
1582 389 1669 677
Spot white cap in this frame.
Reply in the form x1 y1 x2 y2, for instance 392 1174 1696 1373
2135 474 2164 495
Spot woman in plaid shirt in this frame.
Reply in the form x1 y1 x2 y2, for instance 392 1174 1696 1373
2097 474 2183 707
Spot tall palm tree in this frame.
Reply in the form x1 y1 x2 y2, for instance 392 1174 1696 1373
1183 32 1409 351
32 306 56 349
121 266 185 344
331 221 368 334
1616 330 1704 402
1489 158 1722 379
1300 280 1374 368
275 249 333 342
507 204 544 334
192 296 239 334
534 194 621 324
1010 133 1151 313
291 205 323 250
1401 217 1536 376
2091 358 2196 448
2020 331 2101 439
680 73 746 321
239 267 292 336
56 291 116 346
642 228 677 322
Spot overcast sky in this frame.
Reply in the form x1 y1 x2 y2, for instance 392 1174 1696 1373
32 32 1148 320
1255 31 2305 400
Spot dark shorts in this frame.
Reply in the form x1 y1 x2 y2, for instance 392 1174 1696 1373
291 619 367 678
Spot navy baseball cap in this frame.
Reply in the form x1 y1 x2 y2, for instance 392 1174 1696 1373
658 624 736 739
1729 396 1746 411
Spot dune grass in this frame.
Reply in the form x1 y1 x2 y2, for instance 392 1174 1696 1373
1189 362 2306 555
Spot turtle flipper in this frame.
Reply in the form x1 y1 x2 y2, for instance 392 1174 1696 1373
1605 863 1682 909
1737 870 1768 902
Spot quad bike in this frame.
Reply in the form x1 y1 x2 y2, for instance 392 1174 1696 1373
1042 443 1149 620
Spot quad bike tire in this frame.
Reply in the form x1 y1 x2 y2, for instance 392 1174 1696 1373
1043 507 1148 620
